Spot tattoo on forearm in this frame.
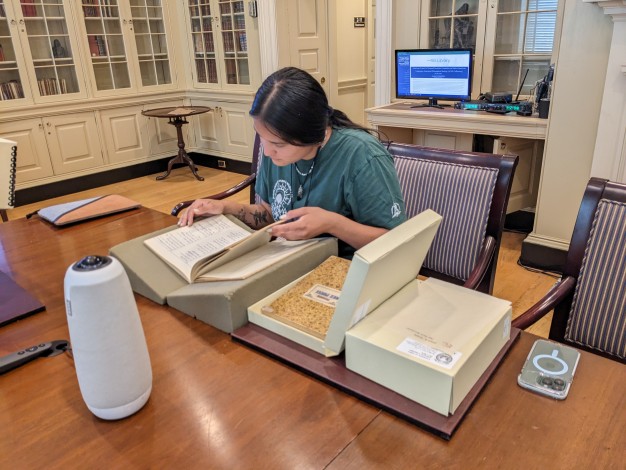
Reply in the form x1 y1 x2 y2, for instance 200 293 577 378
252 209 269 228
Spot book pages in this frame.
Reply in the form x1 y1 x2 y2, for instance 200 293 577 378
144 215 253 282
196 239 318 281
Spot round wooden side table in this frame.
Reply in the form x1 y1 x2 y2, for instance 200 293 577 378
142 106 212 181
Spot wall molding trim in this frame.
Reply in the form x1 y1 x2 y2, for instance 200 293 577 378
586 0 626 183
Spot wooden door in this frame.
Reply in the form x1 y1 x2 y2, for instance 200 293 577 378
286 0 329 94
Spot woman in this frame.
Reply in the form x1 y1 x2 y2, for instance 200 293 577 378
178 67 406 257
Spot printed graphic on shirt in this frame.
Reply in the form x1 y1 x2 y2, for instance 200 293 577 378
272 179 293 221
391 202 402 218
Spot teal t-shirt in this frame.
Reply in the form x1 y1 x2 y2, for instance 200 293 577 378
255 128 406 256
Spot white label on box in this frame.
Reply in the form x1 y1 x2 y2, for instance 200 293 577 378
396 338 462 369
304 284 341 307
503 316 511 340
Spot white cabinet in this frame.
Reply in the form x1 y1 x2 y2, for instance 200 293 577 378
98 105 150 164
75 0 177 96
45 112 103 174
0 118 53 183
0 0 88 107
43 113 103 178
184 0 260 91
189 98 255 161
0 1 264 188
494 136 543 214
1 112 103 186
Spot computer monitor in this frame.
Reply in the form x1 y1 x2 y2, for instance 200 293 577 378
395 48 473 109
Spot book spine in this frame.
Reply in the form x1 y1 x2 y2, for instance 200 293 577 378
22 0 36 17
97 36 107 56
88 36 99 56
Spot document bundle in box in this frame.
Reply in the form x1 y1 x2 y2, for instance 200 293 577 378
345 277 512 416
247 210 443 356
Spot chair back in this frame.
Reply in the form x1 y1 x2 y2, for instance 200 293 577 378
170 133 261 216
250 133 262 205
387 142 518 294
0 138 17 222
552 178 626 361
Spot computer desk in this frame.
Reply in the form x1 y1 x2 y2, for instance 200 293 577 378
366 102 548 215
0 208 623 468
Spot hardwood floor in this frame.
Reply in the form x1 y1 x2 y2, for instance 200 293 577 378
7 166 557 337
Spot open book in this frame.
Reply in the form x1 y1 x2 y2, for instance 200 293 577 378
143 214 317 283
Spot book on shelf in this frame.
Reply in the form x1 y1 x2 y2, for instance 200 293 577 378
0 44 4 62
207 60 217 82
84 0 115 17
0 80 25 100
204 33 214 52
237 32 247 52
144 214 318 283
87 35 107 57
102 0 113 18
88 35 99 56
96 36 107 56
37 78 67 96
195 61 207 82
82 0 100 18
21 0 36 17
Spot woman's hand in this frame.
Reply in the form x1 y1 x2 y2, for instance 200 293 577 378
178 199 226 226
270 206 388 250
270 207 336 240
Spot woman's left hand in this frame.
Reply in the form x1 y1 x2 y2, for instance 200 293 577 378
269 206 389 250
269 207 336 240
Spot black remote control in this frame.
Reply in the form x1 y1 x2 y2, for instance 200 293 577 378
0 340 69 375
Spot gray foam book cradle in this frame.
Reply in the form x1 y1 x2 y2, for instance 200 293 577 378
109 226 337 333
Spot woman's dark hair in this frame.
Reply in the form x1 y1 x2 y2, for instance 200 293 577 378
249 67 373 146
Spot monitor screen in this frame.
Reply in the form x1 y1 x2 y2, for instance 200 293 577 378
395 48 473 108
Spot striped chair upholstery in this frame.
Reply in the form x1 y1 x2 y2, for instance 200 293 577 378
565 199 626 359
394 156 498 281
512 178 626 363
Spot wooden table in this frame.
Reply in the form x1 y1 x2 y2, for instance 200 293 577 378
142 106 211 181
0 209 624 468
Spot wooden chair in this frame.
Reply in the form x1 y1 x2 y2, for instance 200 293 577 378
512 178 626 363
172 137 518 294
387 142 517 294
171 134 261 216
